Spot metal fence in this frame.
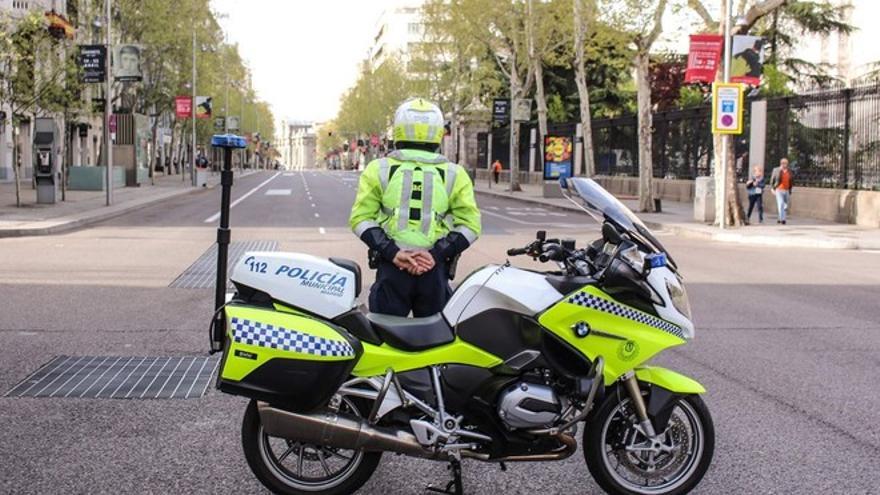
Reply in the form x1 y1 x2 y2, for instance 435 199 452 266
588 84 880 190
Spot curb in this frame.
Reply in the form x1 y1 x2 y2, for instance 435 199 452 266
476 187 873 251
0 170 258 239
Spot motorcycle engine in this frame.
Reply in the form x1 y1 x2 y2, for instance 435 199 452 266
497 381 561 429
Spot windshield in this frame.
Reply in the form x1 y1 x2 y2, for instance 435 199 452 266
561 178 671 260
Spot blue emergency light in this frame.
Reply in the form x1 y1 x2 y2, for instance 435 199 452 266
211 134 247 149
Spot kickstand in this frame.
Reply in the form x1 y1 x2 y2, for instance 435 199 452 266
426 458 464 495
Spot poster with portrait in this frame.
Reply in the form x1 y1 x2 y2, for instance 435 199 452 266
543 135 573 180
114 45 143 82
730 35 765 86
195 96 212 119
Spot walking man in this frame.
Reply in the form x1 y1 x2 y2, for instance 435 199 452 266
770 157 794 224
349 98 482 316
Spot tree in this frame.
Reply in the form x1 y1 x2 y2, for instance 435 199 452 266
573 0 597 176
603 0 669 211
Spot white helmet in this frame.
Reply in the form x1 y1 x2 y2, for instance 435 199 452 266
392 97 445 145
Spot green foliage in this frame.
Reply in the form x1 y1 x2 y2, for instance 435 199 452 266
335 59 418 137
677 86 706 108
546 93 567 122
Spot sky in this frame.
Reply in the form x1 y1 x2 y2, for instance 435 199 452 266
211 0 405 127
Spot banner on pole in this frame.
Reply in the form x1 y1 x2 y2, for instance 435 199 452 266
113 45 143 82
543 136 573 180
711 83 745 135
195 96 212 119
175 96 193 118
685 34 723 84
730 35 765 86
78 45 106 83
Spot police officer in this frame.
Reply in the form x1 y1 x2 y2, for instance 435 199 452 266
349 98 481 317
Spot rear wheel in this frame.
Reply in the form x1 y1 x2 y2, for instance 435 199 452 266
584 391 714 495
241 399 381 495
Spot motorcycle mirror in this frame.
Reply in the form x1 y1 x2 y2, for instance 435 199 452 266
562 239 576 250
602 223 621 244
536 230 547 241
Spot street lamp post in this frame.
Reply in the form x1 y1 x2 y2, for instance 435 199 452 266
719 0 733 229
104 0 113 206
191 26 197 187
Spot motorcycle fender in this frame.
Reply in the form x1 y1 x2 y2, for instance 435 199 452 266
635 366 705 395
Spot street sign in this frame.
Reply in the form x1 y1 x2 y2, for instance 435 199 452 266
213 116 225 130
513 98 531 122
227 116 240 131
492 98 510 124
711 82 744 134
78 45 106 83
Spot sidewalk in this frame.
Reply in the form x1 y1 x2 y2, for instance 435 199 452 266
0 170 253 238
475 180 880 250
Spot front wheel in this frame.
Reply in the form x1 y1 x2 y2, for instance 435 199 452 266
584 391 714 495
241 399 382 495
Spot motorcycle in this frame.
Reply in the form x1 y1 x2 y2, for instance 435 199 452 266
209 177 714 495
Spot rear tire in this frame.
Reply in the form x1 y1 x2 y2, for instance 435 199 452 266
241 399 382 495
584 391 714 495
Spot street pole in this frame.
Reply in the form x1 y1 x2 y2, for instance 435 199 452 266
191 27 197 187
104 0 113 206
720 0 732 229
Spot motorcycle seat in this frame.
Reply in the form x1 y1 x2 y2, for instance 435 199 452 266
365 313 454 352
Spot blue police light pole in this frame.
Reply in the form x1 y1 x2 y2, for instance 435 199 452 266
210 133 247 353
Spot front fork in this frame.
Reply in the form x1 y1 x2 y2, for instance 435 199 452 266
623 372 660 439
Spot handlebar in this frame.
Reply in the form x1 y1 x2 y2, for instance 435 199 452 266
506 247 528 256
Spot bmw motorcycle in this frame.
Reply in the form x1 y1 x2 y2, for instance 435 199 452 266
209 177 714 495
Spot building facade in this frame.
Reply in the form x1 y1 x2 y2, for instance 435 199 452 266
368 0 425 71
279 120 317 171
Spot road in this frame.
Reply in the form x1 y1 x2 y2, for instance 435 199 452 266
0 170 878 494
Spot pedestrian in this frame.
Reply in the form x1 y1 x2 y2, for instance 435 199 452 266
745 165 765 224
770 157 794 224
350 97 482 317
492 159 502 184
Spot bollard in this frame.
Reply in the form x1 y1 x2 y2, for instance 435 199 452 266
210 133 247 353
654 198 662 213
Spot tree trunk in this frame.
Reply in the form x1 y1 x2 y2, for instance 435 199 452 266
12 124 21 207
508 54 522 192
635 51 654 212
573 0 596 177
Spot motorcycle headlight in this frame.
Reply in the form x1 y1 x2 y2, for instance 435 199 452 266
666 277 692 320
620 245 646 274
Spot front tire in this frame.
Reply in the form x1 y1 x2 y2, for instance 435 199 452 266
584 391 714 495
241 399 382 495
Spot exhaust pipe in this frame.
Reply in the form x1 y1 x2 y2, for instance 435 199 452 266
258 402 437 459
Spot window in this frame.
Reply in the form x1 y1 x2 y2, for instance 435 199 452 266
407 22 422 35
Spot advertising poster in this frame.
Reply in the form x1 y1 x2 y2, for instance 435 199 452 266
195 96 212 119
175 96 193 118
685 34 723 84
730 35 765 86
78 45 106 83
227 116 240 131
114 45 143 82
543 136 573 180
492 99 510 124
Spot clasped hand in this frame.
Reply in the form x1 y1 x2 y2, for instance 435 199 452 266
392 250 435 276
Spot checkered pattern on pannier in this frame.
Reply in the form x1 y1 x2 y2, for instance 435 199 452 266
568 292 684 339
230 317 355 358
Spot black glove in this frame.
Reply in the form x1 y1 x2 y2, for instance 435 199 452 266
360 227 400 262
430 231 470 263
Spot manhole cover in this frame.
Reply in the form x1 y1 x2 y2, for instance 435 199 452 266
4 356 219 400
170 240 278 289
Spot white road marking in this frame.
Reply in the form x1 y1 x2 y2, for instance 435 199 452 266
265 189 292 196
319 227 326 234
311 203 316 207
314 213 320 218
203 172 281 223
283 173 295 177
481 209 580 228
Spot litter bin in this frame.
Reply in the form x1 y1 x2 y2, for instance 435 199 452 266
196 168 209 187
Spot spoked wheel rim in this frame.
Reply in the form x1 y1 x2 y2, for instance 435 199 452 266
257 397 365 492
600 397 704 494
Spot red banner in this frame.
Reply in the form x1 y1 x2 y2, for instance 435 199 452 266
175 96 193 118
685 34 723 84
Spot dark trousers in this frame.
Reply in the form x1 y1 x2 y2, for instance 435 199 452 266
369 260 451 317
747 193 763 222
493 171 499 184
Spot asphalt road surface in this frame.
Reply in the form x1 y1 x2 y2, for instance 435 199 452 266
1 170 878 494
